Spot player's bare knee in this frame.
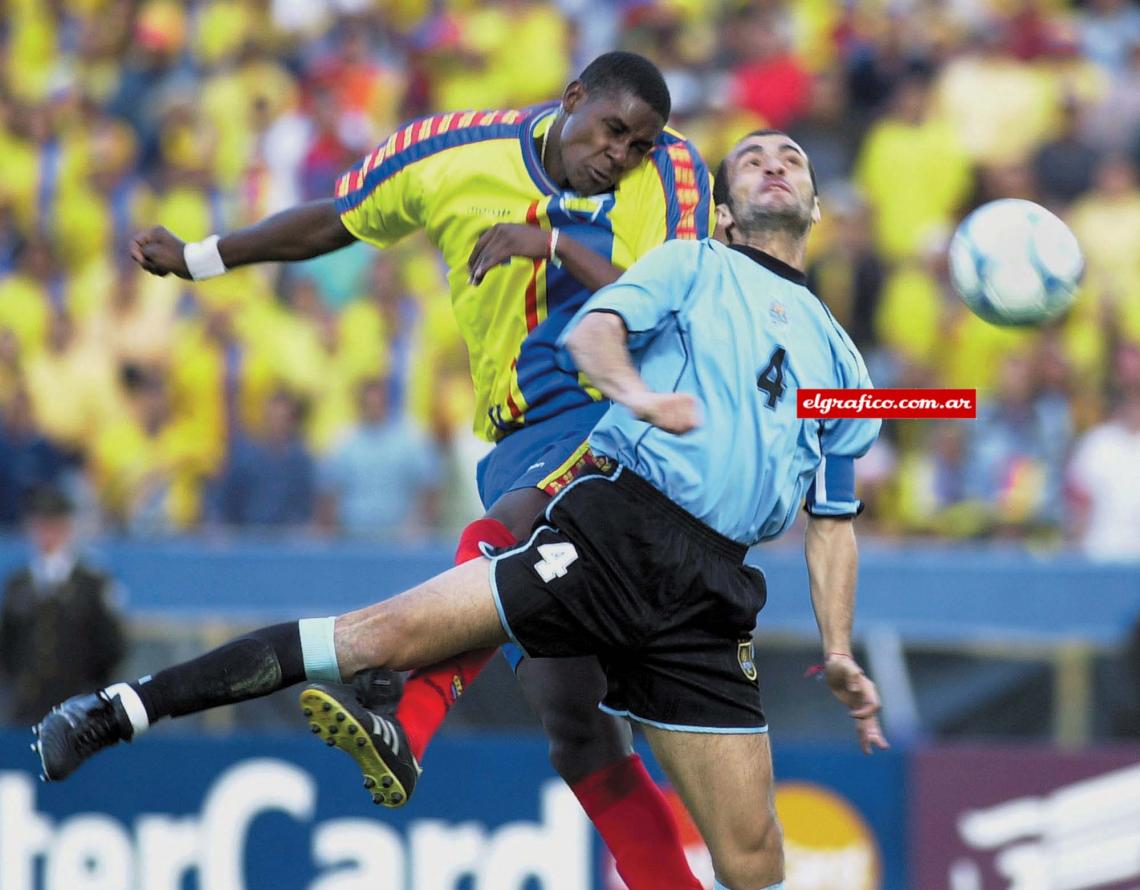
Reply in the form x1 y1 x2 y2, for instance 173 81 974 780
711 815 784 890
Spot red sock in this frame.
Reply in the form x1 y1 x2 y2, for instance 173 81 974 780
572 754 702 890
396 517 518 762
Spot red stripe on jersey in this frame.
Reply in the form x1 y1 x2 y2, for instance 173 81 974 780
668 143 700 240
524 202 541 331
506 359 523 419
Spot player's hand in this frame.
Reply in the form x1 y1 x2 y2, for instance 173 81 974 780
467 223 549 285
627 391 700 434
823 654 889 755
130 226 191 279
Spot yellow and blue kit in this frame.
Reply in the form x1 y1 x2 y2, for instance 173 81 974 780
335 103 713 465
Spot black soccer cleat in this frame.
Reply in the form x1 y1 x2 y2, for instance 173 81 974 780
300 684 421 808
33 690 134 781
352 667 404 714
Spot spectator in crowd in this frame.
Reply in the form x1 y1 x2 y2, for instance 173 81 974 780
788 68 860 185
726 6 811 130
1068 154 1140 342
208 388 316 529
1033 96 1103 207
0 238 54 359
318 378 440 539
0 390 69 528
855 71 972 260
339 253 423 417
968 352 1072 534
934 26 1060 167
24 310 122 459
299 83 358 203
806 186 883 352
0 488 125 724
83 263 178 371
890 421 987 538
1067 342 1140 561
92 366 211 534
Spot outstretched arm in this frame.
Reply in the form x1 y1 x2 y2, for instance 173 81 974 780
131 199 357 279
804 514 888 754
565 311 699 434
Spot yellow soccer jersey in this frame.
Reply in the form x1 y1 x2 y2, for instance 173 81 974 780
335 103 713 442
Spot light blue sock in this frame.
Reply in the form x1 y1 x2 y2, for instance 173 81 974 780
298 617 341 682
713 883 784 890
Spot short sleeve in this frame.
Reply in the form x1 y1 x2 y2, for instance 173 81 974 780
611 132 714 270
558 239 701 352
334 128 430 248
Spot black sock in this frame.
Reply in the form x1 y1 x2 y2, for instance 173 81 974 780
131 622 306 723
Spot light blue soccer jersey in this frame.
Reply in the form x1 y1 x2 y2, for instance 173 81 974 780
559 238 880 546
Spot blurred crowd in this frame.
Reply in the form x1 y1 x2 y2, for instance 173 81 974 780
1 0 1139 559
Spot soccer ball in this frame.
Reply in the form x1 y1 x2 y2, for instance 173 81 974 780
948 198 1083 327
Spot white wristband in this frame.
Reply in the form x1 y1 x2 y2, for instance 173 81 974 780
183 234 228 280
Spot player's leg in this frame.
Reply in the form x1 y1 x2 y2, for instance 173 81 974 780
642 727 784 890
369 477 703 889
32 558 507 781
484 467 703 890
391 486 545 761
513 655 701 890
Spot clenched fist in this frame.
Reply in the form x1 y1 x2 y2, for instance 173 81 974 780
130 227 190 279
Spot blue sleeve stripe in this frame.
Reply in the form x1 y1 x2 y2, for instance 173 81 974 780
693 152 712 238
651 147 682 240
335 120 523 213
824 455 856 504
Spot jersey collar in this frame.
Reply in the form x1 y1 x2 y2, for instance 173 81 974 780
521 105 562 195
728 244 808 286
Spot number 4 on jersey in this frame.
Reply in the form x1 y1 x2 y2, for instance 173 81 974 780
757 347 787 409
534 542 578 582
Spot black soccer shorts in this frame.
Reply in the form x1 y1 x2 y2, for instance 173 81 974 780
489 460 769 732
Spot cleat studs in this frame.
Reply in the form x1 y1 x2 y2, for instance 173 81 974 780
381 776 393 788
38 773 47 782
356 737 366 747
303 708 312 717
29 742 37 752
390 793 403 804
328 725 338 734
363 777 375 789
346 724 357 734
335 712 346 722
311 724 321 734
325 738 337 747
372 793 384 805
32 725 38 737
322 702 332 712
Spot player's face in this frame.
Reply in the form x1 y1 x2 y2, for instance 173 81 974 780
557 84 663 195
723 133 819 233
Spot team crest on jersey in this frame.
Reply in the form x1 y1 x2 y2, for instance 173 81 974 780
769 301 788 327
738 640 758 682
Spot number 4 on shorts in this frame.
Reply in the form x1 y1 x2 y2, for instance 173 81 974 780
534 542 578 582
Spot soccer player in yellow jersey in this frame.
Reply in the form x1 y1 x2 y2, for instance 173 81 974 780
131 52 710 889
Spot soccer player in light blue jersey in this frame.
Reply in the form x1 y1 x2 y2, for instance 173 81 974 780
36 131 886 890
